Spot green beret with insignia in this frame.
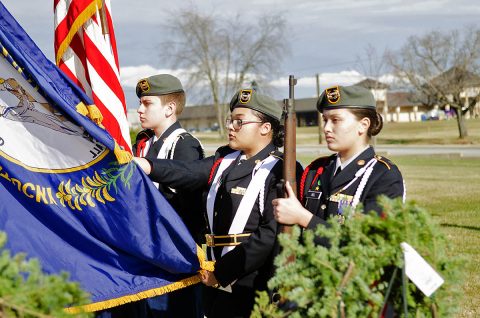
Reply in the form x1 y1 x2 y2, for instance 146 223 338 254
136 74 184 97
229 89 283 121
317 85 376 112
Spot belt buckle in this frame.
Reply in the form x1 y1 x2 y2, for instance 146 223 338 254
205 234 214 247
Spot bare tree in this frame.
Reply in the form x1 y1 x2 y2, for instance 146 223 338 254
355 44 391 123
161 8 289 135
387 27 480 138
355 44 390 88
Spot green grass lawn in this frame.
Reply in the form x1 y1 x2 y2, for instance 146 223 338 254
296 118 480 145
149 117 480 145
297 154 480 317
394 156 480 318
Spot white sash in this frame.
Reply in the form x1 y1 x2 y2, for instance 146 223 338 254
206 152 278 291
206 151 241 232
140 128 188 158
222 155 279 256
157 128 187 160
205 152 279 256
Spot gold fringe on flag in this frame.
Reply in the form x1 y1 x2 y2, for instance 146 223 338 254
64 274 202 314
64 245 216 313
197 244 215 272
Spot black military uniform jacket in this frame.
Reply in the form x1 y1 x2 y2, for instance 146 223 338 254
302 146 404 231
133 121 205 242
148 143 286 289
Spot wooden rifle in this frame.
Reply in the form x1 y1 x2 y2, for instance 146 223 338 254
279 75 297 234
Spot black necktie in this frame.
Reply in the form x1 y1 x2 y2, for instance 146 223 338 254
146 139 161 158
334 166 342 177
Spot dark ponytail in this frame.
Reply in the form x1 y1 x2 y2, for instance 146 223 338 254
254 111 284 148
348 108 383 137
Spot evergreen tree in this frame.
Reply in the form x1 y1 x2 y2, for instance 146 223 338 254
0 232 91 317
253 197 463 317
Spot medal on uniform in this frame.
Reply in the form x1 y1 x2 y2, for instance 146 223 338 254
337 198 347 224
231 186 247 195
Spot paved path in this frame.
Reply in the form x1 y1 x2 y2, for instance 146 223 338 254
203 144 480 157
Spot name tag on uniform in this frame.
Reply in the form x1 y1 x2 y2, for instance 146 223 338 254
329 193 353 204
306 190 322 200
231 186 247 196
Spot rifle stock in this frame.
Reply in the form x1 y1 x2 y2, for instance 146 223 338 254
280 75 297 234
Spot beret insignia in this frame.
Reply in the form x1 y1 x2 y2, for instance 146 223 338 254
239 89 252 104
137 79 150 94
325 86 340 104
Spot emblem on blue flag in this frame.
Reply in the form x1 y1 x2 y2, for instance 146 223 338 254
0 2 213 313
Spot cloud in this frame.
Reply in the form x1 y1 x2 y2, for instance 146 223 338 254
270 71 366 89
120 65 184 88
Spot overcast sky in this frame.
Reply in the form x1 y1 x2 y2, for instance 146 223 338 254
2 0 480 107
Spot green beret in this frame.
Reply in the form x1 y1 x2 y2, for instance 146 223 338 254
317 85 376 112
136 74 184 97
229 89 283 121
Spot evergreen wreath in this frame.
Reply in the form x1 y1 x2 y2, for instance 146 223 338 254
253 197 463 318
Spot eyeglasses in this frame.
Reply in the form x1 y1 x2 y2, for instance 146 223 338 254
225 118 263 130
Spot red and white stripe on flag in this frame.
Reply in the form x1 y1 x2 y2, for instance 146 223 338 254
54 0 132 153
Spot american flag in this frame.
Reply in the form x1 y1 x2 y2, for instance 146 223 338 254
54 0 132 153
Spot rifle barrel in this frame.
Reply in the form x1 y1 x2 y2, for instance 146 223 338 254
281 75 297 234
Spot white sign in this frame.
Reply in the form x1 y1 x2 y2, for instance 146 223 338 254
401 242 444 297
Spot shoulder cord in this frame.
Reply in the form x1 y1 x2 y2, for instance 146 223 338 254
299 158 329 203
252 156 278 216
208 158 224 184
259 181 265 216
299 165 311 203
350 159 377 213
167 135 181 159
329 158 377 204
169 133 205 160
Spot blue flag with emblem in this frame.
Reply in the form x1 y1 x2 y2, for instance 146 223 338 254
0 2 211 313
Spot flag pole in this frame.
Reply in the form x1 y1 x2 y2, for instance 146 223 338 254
99 0 109 35
99 0 112 52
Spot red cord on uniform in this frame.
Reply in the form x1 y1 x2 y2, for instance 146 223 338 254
208 158 223 184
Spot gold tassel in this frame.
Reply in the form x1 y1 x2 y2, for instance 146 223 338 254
86 104 105 128
76 103 104 128
114 142 133 164
76 102 89 116
76 103 132 164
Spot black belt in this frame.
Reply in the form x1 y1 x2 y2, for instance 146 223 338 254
205 233 251 247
